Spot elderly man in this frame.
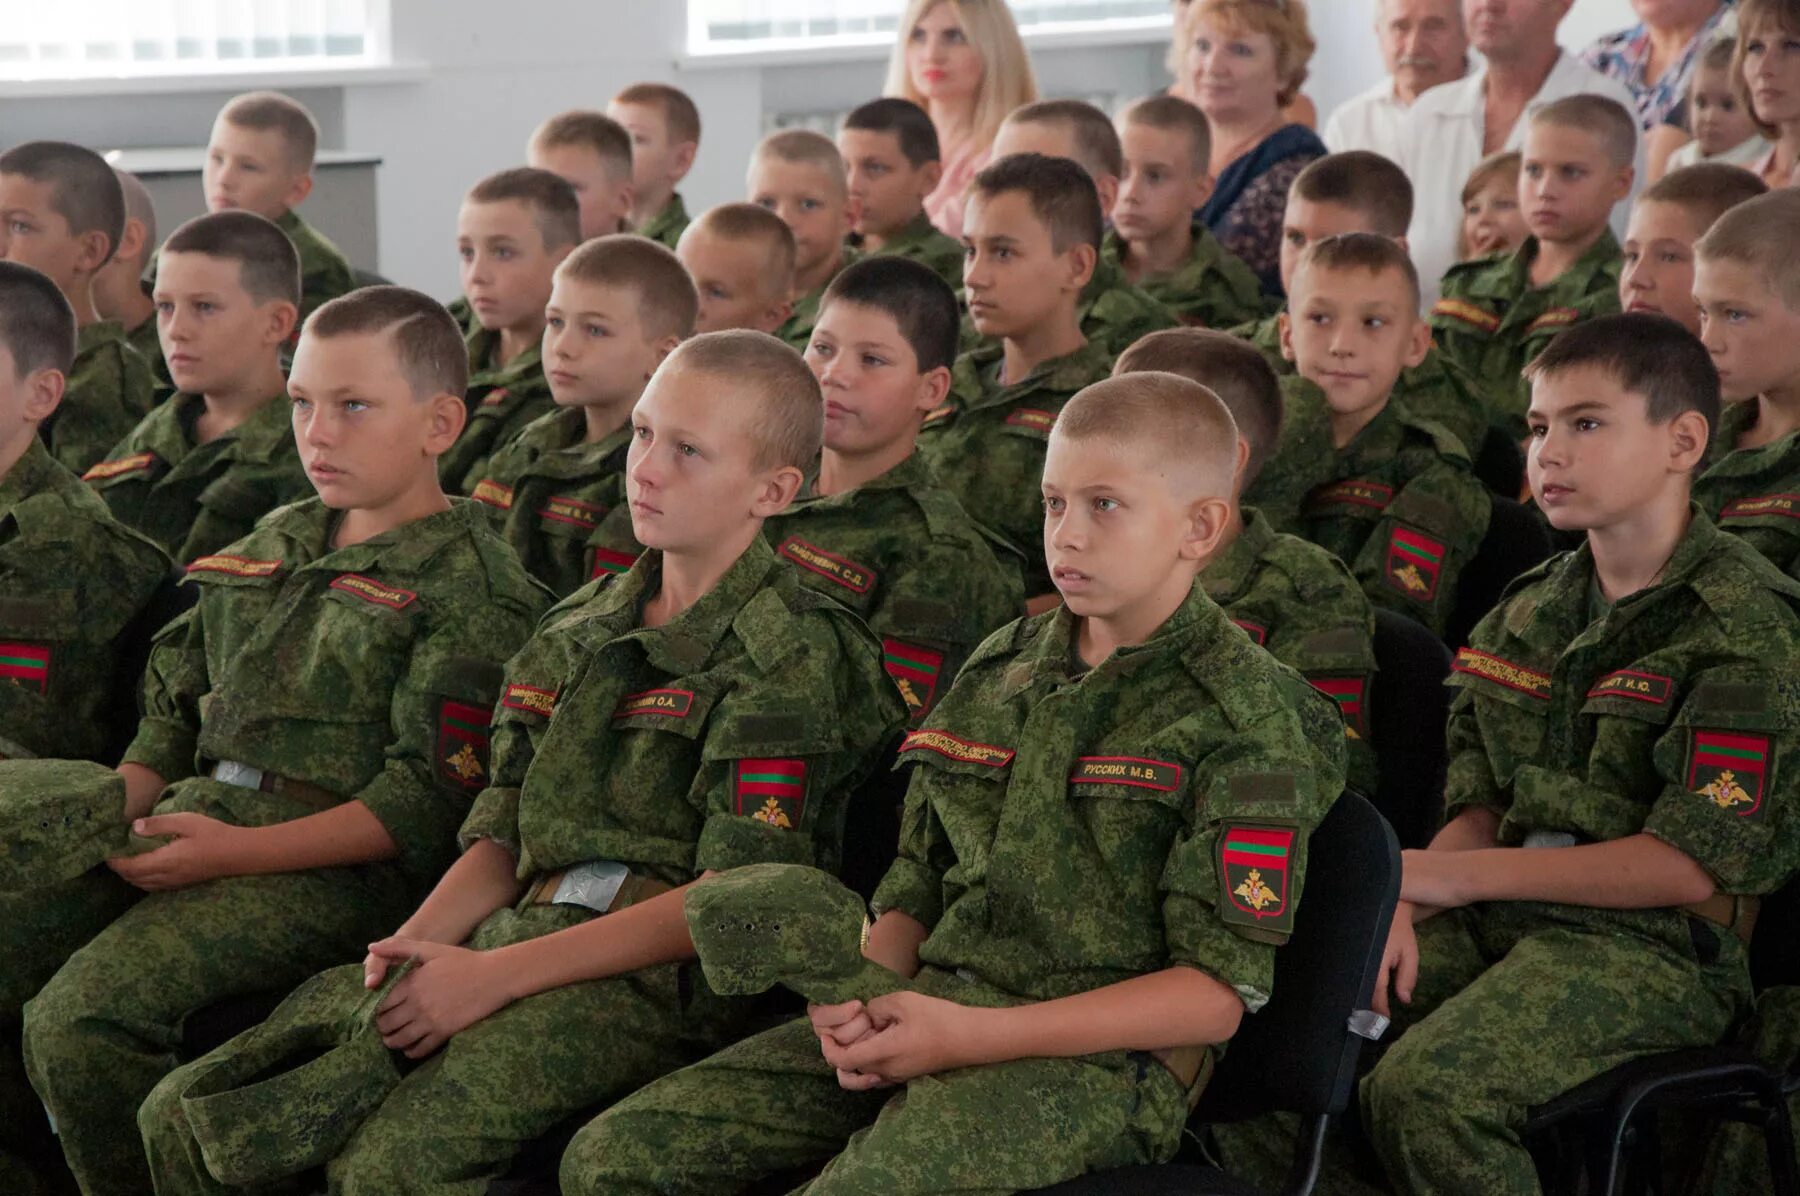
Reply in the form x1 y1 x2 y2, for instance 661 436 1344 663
1397 0 1644 306
1324 0 1471 162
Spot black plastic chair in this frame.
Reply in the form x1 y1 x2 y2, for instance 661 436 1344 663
1029 789 1402 1196
102 567 199 765
1367 609 1452 851
1445 495 1555 652
1474 425 1526 499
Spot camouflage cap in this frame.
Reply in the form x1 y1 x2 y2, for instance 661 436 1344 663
180 963 411 1185
0 759 161 891
684 863 903 1005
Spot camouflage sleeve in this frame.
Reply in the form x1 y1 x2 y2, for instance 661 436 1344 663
869 763 957 928
456 647 559 861
1361 467 1492 638
121 604 209 782
1442 687 1511 822
866 538 1022 725
1644 667 1800 894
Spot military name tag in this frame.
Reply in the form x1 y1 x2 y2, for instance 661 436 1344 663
1721 494 1800 523
81 451 158 482
540 495 604 530
329 573 418 610
501 683 557 717
1690 730 1771 820
1306 480 1394 513
900 729 1016 768
613 688 694 719
551 859 630 913
0 642 50 694
1068 755 1183 792
187 553 282 579
1004 407 1057 433
470 479 515 510
1586 669 1672 705
1217 821 1297 936
1452 649 1551 700
777 537 875 595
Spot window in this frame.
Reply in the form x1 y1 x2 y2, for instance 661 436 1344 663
690 0 1171 56
0 0 383 79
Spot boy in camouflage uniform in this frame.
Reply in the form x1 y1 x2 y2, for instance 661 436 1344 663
1108 96 1267 332
838 99 966 289
750 131 860 352
1247 235 1491 641
922 154 1114 603
93 168 172 394
441 169 580 496
16 288 549 1196
1116 328 1378 797
470 235 692 598
139 330 906 1194
1691 190 1800 576
0 141 157 474
777 256 1022 723
608 83 701 250
1361 314 1800 1196
676 202 797 337
558 371 1345 1196
1433 96 1634 440
85 212 311 563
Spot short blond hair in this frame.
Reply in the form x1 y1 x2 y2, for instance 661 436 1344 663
685 202 797 302
611 82 702 147
530 110 633 182
664 330 822 470
1115 329 1281 487
219 91 319 173
1735 0 1800 139
750 129 848 199
1054 371 1240 495
1695 188 1800 313
1120 94 1213 175
559 234 698 343
1527 94 1637 170
884 0 1039 152
1184 0 1316 109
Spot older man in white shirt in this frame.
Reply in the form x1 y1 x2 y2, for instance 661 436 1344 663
1397 0 1644 305
1324 0 1471 163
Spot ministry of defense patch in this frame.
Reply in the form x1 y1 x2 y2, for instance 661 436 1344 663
899 729 1016 768
590 547 637 579
882 639 943 721
501 683 557 718
736 758 806 828
1308 675 1368 739
0 642 50 694
436 700 492 790
1690 730 1771 819
1384 525 1445 601
1452 648 1551 700
1217 822 1298 935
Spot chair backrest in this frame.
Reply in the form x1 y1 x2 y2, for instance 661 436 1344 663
1368 609 1452 850
1751 877 1800 991
104 568 200 765
1193 790 1401 1125
1445 495 1554 651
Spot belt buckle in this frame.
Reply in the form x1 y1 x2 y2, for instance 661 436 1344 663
550 860 631 914
212 760 265 791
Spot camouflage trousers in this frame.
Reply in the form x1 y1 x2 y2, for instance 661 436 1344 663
1692 984 1800 1195
559 967 1193 1196
20 864 413 1196
1360 901 1750 1196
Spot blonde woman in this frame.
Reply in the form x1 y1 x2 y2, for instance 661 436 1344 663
885 0 1038 238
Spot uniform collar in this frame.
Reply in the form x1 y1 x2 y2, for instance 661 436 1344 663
1526 504 1734 636
147 390 293 465
517 409 633 480
264 498 484 578
642 193 689 240
884 211 941 252
571 534 781 675
951 338 1110 412
75 320 127 358
1008 577 1228 693
0 438 63 516
1202 507 1276 605
796 451 930 505
466 326 545 388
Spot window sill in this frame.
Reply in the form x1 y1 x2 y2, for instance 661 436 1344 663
678 14 1172 72
0 59 427 99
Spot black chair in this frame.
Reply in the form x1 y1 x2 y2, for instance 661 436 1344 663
1521 878 1800 1196
1367 609 1452 851
1445 495 1555 652
103 567 199 765
1474 425 1525 499
1029 789 1401 1196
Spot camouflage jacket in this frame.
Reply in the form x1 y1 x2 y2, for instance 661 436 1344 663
45 321 157 476
871 584 1345 1012
83 390 309 564
0 438 170 761
441 328 557 497
458 535 907 885
123 499 549 888
865 212 964 290
1694 403 1800 578
778 248 863 353
1104 224 1269 332
276 208 359 324
638 193 691 251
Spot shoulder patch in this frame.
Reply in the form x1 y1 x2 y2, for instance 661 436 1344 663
1308 675 1369 739
777 537 875 595
329 573 418 610
1721 494 1800 523
883 639 944 723
1232 619 1268 646
1306 480 1394 513
187 553 282 579
1217 821 1298 936
1689 730 1770 821
471 479 515 510
1385 525 1446 601
735 758 806 829
590 547 638 579
1068 755 1183 792
1526 307 1580 337
923 402 955 427
1432 298 1501 334
900 729 1015 768
0 642 51 694
501 683 557 717
1003 407 1057 434
436 700 492 790
81 451 158 482
1452 648 1551 700
481 386 512 408
1586 669 1673 706
540 495 604 530
613 688 695 719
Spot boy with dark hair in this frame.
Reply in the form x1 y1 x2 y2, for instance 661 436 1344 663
676 202 797 336
1620 163 1767 337
529 110 637 242
922 153 1113 603
1363 312 1800 1194
1108 95 1267 331
442 167 581 495
1434 95 1636 440
750 130 860 352
140 330 907 1192
773 255 1022 722
16 286 550 1195
1248 235 1492 640
989 100 1176 358
838 98 964 288
85 211 311 563
559 371 1345 1196
472 234 694 597
0 140 157 473
1116 327 1377 795
93 168 169 391
608 83 701 249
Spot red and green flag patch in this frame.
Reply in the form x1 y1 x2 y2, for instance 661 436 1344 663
436 700 492 791
589 547 638 579
0 642 50 694
1308 675 1368 739
882 639 943 721
1689 730 1770 819
1217 822 1297 935
1384 525 1444 601
735 758 807 829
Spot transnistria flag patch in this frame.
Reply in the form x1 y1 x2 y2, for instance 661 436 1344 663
1690 730 1770 820
0 642 50 694
1384 525 1445 601
882 639 943 721
736 759 806 828
1217 822 1297 934
436 700 492 790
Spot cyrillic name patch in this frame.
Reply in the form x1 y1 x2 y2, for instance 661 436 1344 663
1217 822 1297 934
1721 494 1800 523
1385 525 1445 601
735 758 806 828
481 386 512 408
614 688 695 719
1432 298 1501 334
1068 755 1183 792
882 639 943 722
900 729 1016 768
1004 407 1057 433
590 547 637 579
1308 676 1368 739
0 642 50 694
1306 480 1394 513
471 479 515 510
329 573 418 610
541 495 604 529
1526 307 1580 336
187 554 283 579
1232 619 1268 646
1453 648 1551 700
777 537 875 594
1690 730 1770 820
501 683 557 717
1586 669 1673 706
436 700 492 790
81 452 157 482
